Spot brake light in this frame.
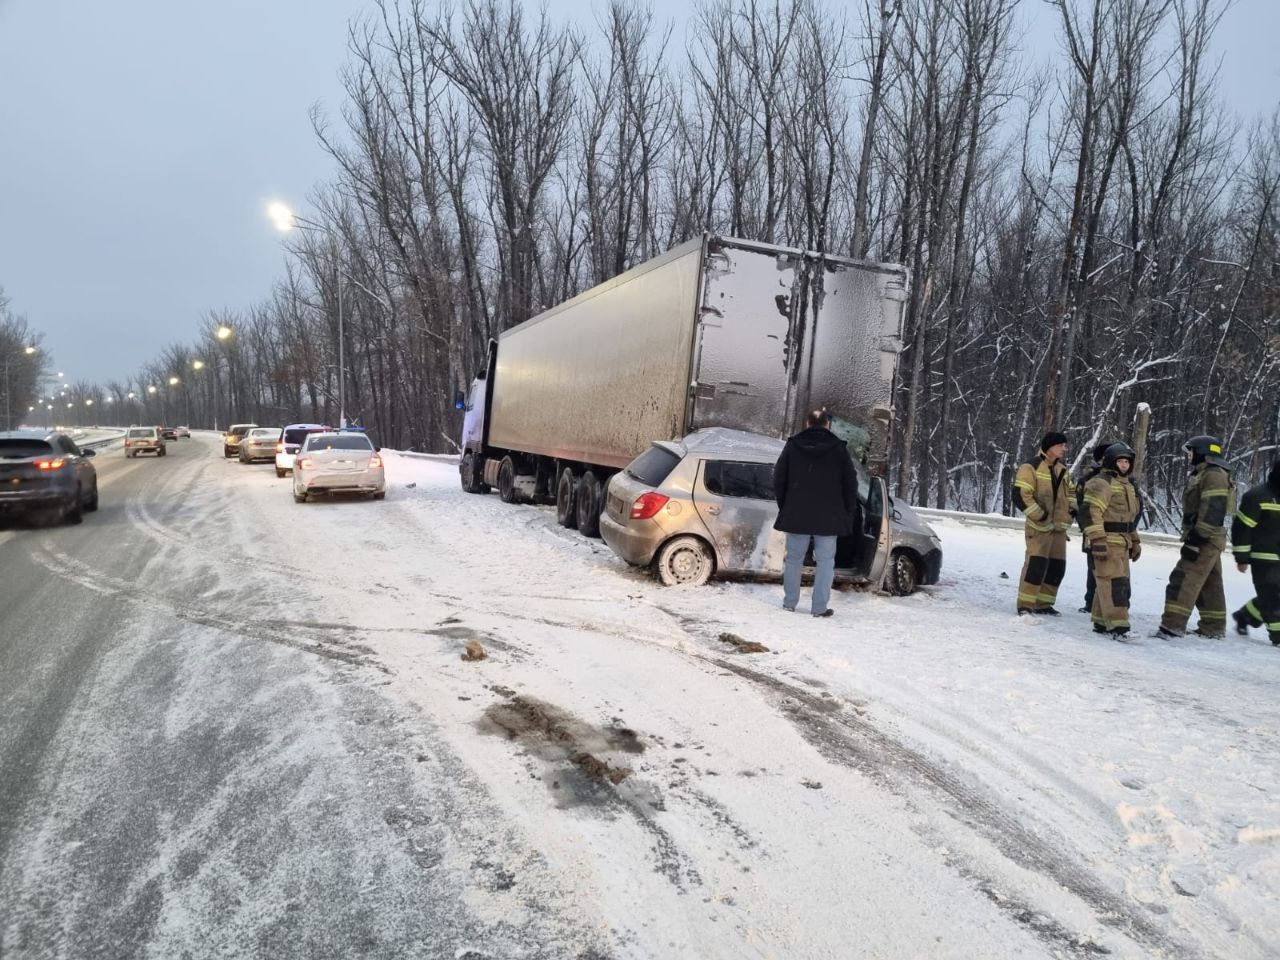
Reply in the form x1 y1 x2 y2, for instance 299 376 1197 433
34 458 66 471
369 454 382 467
276 442 284 453
297 457 313 470
630 492 669 520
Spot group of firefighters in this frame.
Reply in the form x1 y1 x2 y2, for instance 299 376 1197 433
1011 430 1280 644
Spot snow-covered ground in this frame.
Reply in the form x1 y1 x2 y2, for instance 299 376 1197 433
182 444 1280 958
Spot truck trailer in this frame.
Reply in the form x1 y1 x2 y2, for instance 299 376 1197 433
458 234 909 539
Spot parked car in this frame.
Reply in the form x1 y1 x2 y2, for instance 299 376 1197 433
0 429 99 524
222 423 257 458
159 426 179 441
124 426 165 457
292 432 385 502
275 423 331 477
239 427 282 463
599 428 943 594
175 425 191 438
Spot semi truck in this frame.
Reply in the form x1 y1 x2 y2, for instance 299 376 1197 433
458 234 909 540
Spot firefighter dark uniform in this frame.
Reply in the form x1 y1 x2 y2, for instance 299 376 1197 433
1012 432 1075 613
1082 443 1140 636
1159 436 1235 638
1231 459 1280 646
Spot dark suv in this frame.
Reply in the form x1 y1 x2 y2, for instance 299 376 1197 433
0 430 100 524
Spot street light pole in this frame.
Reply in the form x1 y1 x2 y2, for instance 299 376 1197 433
3 346 38 431
268 202 347 428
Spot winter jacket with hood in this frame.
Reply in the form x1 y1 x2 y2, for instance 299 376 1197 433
772 427 860 537
1232 462 1280 566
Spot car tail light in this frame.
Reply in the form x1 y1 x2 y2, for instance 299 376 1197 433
34 458 67 471
297 457 313 470
369 454 382 468
630 492 669 520
276 442 284 453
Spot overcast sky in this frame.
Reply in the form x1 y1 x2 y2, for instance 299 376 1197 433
1 0 1276 387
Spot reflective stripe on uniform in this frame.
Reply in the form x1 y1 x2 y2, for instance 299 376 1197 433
1252 552 1280 561
1260 502 1280 511
1165 601 1193 616
1236 511 1259 528
1247 600 1263 619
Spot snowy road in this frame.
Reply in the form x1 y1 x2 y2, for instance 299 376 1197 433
1 435 1277 959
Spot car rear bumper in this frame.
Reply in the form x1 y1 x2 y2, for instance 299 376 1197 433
275 452 296 470
600 512 662 566
0 485 75 511
125 443 161 453
241 447 276 460
298 470 385 492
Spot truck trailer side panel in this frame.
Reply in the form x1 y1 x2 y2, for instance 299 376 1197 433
487 239 704 469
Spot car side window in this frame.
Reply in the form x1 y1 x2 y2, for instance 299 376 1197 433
702 460 774 500
59 436 81 456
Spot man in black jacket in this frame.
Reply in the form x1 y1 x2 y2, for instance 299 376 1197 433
1231 458 1280 646
774 408 860 617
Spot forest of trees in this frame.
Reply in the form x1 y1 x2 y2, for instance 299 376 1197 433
30 0 1278 526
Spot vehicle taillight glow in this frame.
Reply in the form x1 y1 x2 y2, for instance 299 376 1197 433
369 454 382 468
630 492 669 520
34 458 66 471
297 457 313 469
276 442 284 452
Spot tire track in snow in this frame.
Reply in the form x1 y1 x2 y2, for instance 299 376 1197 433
708 655 1193 959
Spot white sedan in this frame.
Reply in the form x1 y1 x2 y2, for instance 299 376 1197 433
292 432 385 502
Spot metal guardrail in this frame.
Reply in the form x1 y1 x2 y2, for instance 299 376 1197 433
912 505 1183 546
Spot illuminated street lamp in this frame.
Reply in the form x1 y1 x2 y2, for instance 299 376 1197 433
192 360 205 371
147 385 157 394
216 325 233 341
269 199 348 427
3 344 39 430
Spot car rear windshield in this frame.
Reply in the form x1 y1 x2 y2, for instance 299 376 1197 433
0 439 53 458
284 427 323 445
127 428 156 438
703 460 775 500
249 429 280 438
625 445 681 487
305 435 373 451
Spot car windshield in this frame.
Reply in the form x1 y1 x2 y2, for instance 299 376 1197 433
625 445 680 487
0 439 53 458
305 435 373 452
249 429 279 438
127 429 154 438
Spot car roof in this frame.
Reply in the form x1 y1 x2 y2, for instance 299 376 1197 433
282 423 329 430
0 429 57 441
664 427 786 462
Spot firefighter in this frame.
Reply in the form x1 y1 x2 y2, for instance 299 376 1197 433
1077 441 1146 612
1012 431 1075 615
1156 436 1235 639
1081 443 1141 639
1231 458 1280 647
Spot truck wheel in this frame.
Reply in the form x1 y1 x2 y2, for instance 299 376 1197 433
497 456 519 504
655 536 713 587
556 467 578 529
460 451 489 494
575 471 602 537
887 550 920 596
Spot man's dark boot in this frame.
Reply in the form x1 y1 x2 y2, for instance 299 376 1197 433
1233 609 1251 636
1155 626 1181 640
1034 607 1061 616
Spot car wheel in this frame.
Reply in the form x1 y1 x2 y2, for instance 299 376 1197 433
655 536 714 587
497 456 519 504
555 467 578 529
64 493 84 526
276 467 285 478
575 470 602 538
293 487 307 503
159 447 167 457
373 491 385 501
887 549 920 596
86 483 99 512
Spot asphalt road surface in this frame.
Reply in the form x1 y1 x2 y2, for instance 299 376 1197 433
0 435 602 960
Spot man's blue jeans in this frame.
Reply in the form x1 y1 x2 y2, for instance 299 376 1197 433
783 533 838 614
